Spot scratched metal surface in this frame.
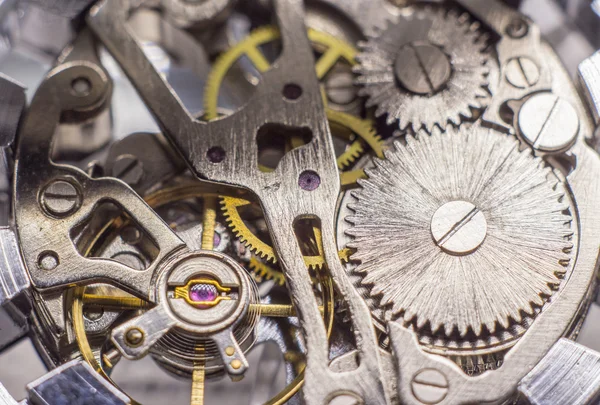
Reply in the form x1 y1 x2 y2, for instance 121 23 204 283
0 1 597 404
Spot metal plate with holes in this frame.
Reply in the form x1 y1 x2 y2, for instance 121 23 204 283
0 0 599 405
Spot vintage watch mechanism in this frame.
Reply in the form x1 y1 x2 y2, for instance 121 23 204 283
355 5 493 132
341 125 574 369
1 1 600 405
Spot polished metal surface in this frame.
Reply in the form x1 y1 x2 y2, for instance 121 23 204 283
518 93 580 152
0 384 18 405
0 228 29 305
579 50 600 127
356 4 493 131
0 0 599 404
0 73 25 148
519 338 600 405
27 360 129 405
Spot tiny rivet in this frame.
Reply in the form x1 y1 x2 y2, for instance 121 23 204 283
38 251 59 271
230 359 242 370
299 170 321 191
71 77 92 97
125 328 144 347
225 346 235 356
282 83 303 100
207 146 226 163
506 18 529 38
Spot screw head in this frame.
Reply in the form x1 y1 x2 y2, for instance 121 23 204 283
325 70 358 105
394 42 452 95
125 328 144 347
431 200 487 255
518 93 580 153
40 180 81 217
411 369 449 404
505 57 540 89
111 154 144 186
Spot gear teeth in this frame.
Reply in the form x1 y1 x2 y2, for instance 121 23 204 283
248 256 285 286
356 4 494 133
345 125 573 339
209 25 385 271
220 197 278 263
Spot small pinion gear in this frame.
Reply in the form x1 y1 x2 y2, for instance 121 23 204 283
355 6 492 132
346 125 573 337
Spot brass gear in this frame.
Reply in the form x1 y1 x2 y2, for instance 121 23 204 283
221 196 353 272
248 255 286 286
206 26 384 270
69 181 337 405
204 25 383 182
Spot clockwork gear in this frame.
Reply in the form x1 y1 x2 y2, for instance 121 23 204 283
3 0 600 404
203 22 388 279
345 125 573 338
355 5 493 132
204 25 383 182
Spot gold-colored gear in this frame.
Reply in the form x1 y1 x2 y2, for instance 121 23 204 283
221 196 352 270
204 25 358 120
205 25 383 279
204 25 380 182
70 182 337 405
248 255 286 286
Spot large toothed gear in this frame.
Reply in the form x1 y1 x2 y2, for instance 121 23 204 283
355 6 492 132
345 125 573 338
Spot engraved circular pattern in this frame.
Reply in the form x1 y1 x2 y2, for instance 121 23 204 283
346 126 573 337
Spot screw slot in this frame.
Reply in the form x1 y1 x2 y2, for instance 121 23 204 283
282 83 303 100
411 369 449 404
394 42 452 95
40 179 81 217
